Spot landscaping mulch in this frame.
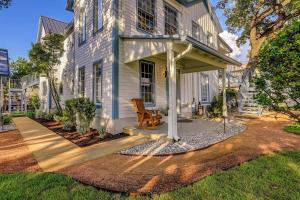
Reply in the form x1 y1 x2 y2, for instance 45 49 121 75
34 119 129 147
0 130 41 173
60 114 300 194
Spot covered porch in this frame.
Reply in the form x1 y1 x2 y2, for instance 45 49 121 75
121 35 242 141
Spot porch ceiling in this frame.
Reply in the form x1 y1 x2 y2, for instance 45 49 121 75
121 35 242 73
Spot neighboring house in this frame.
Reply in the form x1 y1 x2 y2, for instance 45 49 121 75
37 0 241 138
36 16 69 113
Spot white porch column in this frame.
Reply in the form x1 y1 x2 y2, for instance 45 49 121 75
222 68 228 118
167 47 179 141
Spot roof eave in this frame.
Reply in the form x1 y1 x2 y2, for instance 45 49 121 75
185 36 242 66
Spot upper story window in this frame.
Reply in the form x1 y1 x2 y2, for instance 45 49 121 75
93 0 103 33
137 0 156 33
78 66 85 97
192 21 200 40
93 61 103 107
164 3 178 35
140 60 155 106
207 32 214 48
78 10 87 45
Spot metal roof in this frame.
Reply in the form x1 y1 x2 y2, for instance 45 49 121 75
40 16 68 35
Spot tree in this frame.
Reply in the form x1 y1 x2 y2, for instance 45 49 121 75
10 58 33 79
29 33 64 114
217 0 300 99
0 0 11 9
253 20 300 122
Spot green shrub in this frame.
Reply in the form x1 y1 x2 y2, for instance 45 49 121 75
11 112 26 117
26 111 35 119
28 95 40 112
73 98 96 134
3 115 13 125
44 113 54 121
63 98 96 134
63 99 77 128
207 96 223 118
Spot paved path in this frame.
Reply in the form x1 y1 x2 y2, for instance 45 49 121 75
13 117 151 172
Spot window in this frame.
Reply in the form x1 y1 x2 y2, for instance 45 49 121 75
140 61 155 106
192 21 200 40
78 67 85 97
164 3 178 35
207 32 214 47
93 0 103 33
201 73 209 102
137 0 156 33
93 61 102 107
78 10 86 45
42 81 47 96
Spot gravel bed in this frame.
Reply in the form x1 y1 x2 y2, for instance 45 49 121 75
0 124 17 133
120 122 246 156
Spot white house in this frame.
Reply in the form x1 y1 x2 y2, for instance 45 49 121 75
37 0 241 139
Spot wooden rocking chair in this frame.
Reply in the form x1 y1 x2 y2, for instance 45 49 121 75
131 98 162 128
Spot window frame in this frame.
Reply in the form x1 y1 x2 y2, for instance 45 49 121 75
192 21 200 41
207 32 214 48
136 0 156 34
164 2 179 35
201 73 210 103
93 60 103 109
78 10 87 46
93 0 104 34
139 60 156 107
78 66 85 97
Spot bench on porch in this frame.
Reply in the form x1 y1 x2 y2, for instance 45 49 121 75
131 98 162 128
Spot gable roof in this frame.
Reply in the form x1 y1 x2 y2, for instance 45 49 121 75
37 16 68 42
40 16 68 35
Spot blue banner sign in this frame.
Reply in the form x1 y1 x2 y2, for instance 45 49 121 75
0 49 10 76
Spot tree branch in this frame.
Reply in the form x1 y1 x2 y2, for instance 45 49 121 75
255 0 292 23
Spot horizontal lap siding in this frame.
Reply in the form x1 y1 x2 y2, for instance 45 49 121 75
119 53 167 118
180 70 219 105
74 0 114 118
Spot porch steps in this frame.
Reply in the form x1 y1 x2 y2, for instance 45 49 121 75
123 126 167 140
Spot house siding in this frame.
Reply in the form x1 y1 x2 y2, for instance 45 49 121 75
118 0 220 119
73 0 115 119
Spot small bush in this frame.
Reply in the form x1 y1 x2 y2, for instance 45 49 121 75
63 98 96 134
26 111 35 119
11 112 26 117
28 95 40 112
3 115 13 125
207 96 223 118
64 99 77 128
44 113 54 121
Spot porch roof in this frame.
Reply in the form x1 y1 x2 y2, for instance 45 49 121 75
120 35 242 67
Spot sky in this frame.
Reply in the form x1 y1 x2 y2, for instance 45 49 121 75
0 0 249 63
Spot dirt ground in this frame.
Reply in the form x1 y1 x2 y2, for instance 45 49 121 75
0 130 40 173
60 114 300 194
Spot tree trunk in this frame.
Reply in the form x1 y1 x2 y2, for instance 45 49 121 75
47 73 62 114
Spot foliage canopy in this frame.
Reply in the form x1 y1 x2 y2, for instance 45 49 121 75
254 20 300 122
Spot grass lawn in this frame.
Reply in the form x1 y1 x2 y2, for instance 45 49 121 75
0 151 299 200
285 123 300 135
